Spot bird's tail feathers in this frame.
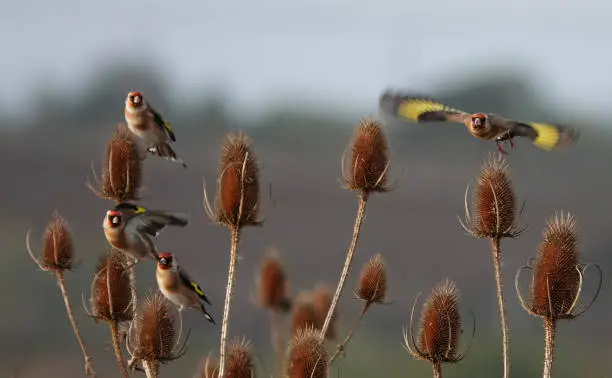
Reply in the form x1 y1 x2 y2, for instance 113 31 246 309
530 123 579 151
201 304 216 325
148 143 187 168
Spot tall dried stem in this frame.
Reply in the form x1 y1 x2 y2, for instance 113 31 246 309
218 228 241 377
110 320 130 378
543 318 556 378
491 237 510 378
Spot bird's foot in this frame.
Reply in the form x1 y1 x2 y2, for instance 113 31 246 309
495 133 515 155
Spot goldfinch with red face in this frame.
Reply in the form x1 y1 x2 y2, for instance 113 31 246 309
156 253 215 324
379 91 579 154
124 91 187 168
103 202 189 264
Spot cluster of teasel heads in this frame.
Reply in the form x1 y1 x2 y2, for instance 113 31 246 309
24 116 602 378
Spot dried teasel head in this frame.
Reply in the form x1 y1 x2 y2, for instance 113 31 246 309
462 153 523 239
291 291 318 337
87 124 144 203
89 248 133 323
312 283 336 340
404 279 472 365
128 291 189 365
515 212 602 320
286 326 328 378
357 254 388 308
225 337 256 378
256 247 291 312
26 212 74 272
342 116 390 194
205 130 261 229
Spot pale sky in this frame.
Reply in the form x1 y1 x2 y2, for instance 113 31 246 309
1 0 611 119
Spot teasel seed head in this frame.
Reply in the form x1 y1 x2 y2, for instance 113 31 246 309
342 116 390 194
462 153 523 239
256 247 291 312
291 291 318 337
357 254 388 308
312 283 336 340
26 212 74 272
226 337 256 378
128 291 189 365
89 248 133 323
206 130 261 229
286 326 328 378
87 123 144 203
515 212 603 320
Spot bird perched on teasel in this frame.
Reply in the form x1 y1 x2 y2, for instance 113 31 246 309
379 91 579 154
124 91 187 167
102 202 189 264
156 252 216 324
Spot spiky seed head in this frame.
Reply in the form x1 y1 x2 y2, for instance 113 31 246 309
343 116 390 193
470 153 518 238
291 292 318 337
226 338 255 378
357 254 387 306
530 212 581 318
214 130 261 229
417 279 462 363
96 124 144 203
286 326 328 378
257 248 291 312
312 283 336 340
91 248 133 323
40 212 74 272
132 292 179 363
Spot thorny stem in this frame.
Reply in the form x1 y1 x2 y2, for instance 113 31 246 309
321 192 369 337
329 302 369 363
218 227 241 378
110 320 130 378
270 309 286 377
129 259 138 318
491 238 510 378
543 318 557 378
143 360 159 378
432 361 442 378
56 271 97 377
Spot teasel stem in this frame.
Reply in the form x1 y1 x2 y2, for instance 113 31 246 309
143 360 159 378
270 309 286 377
433 361 442 378
321 191 368 337
129 259 138 330
329 302 368 363
56 271 97 377
218 227 241 378
491 237 510 378
543 318 556 378
110 320 130 378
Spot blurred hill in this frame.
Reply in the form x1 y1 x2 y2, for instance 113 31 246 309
1 64 611 378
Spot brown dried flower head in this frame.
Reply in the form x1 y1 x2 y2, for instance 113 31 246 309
88 124 144 203
27 212 74 272
416 279 462 363
257 248 291 312
312 283 336 340
90 248 133 323
357 254 387 307
530 212 581 318
130 292 187 364
291 291 318 337
465 153 520 239
226 338 256 378
210 130 261 229
343 116 390 193
286 326 328 378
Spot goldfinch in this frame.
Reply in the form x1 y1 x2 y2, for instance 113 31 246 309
156 253 215 324
102 202 189 263
124 91 187 168
379 91 579 154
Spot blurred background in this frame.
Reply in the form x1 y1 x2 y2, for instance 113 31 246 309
2 1 612 377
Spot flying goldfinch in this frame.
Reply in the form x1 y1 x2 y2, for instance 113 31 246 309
124 91 187 168
379 91 579 154
156 253 215 324
102 202 189 264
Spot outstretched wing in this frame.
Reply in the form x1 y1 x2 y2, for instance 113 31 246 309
379 91 471 124
490 114 579 151
133 211 189 237
178 268 212 305
149 105 176 142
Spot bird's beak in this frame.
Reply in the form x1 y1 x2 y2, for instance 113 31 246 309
474 118 481 127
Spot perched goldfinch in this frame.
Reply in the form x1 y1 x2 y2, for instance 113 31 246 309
156 253 215 324
124 91 187 168
102 202 189 264
379 91 579 154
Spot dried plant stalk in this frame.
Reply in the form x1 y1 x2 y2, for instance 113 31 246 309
312 284 336 341
286 326 328 378
26 213 97 377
